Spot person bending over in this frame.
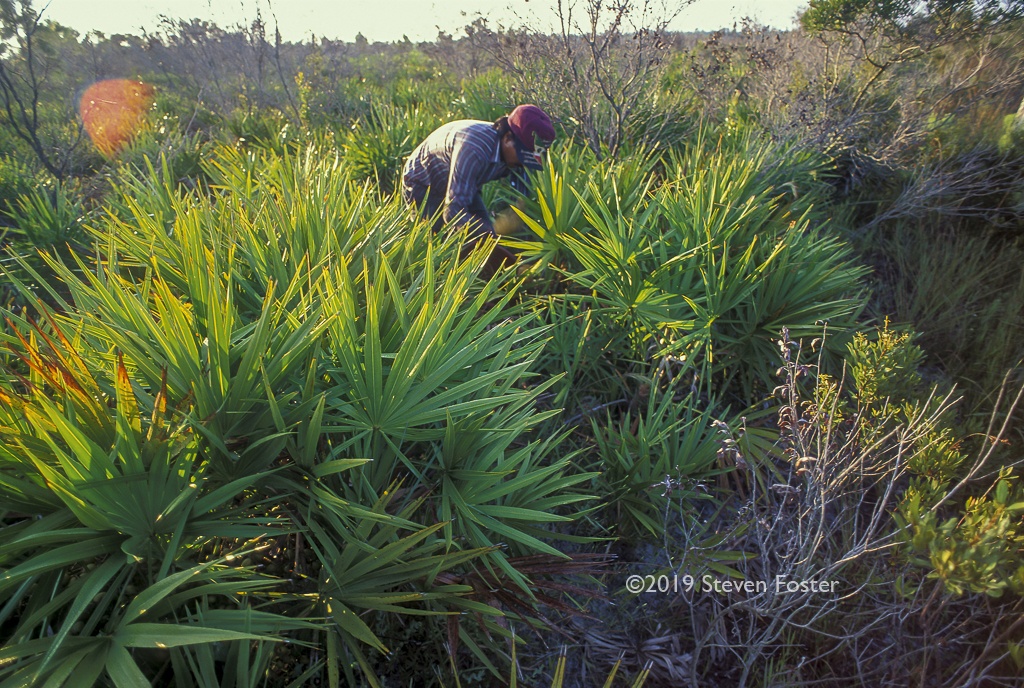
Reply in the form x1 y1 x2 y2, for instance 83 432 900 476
402 104 555 274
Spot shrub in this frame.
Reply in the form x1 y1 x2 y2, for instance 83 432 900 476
0 144 601 686
342 103 439 195
647 325 1024 686
0 156 37 220
452 70 517 122
514 134 869 399
846 319 925 408
900 467 1024 598
590 371 729 539
6 182 89 249
866 223 1024 415
223 108 300 154
115 125 212 186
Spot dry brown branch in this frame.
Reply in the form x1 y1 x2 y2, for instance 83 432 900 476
465 0 692 157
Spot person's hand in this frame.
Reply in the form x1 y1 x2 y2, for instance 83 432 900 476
493 207 525 236
493 198 529 236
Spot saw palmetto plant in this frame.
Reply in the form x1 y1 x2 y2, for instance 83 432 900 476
511 135 868 409
0 145 602 687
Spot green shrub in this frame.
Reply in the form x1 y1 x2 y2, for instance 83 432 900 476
0 325 319 686
901 468 1024 598
514 135 868 399
223 108 300 154
590 372 728 539
6 182 88 249
342 103 438 195
0 144 599 686
452 70 517 122
116 125 211 185
998 113 1024 154
847 319 925 407
0 156 37 220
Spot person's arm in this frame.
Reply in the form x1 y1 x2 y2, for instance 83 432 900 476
444 135 495 238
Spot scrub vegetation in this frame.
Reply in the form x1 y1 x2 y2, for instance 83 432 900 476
1 0 1023 686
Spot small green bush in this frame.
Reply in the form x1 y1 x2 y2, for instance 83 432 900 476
115 120 211 185
901 468 1024 598
223 108 300 154
6 182 88 249
998 113 1024 154
0 156 37 220
847 319 924 407
342 103 438 195
590 373 728 539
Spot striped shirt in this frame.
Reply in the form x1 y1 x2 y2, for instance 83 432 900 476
402 120 511 236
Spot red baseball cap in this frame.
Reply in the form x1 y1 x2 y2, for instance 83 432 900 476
508 104 556 151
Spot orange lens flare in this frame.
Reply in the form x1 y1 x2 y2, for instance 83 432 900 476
79 79 155 157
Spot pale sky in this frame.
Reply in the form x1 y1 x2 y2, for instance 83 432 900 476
40 0 807 43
